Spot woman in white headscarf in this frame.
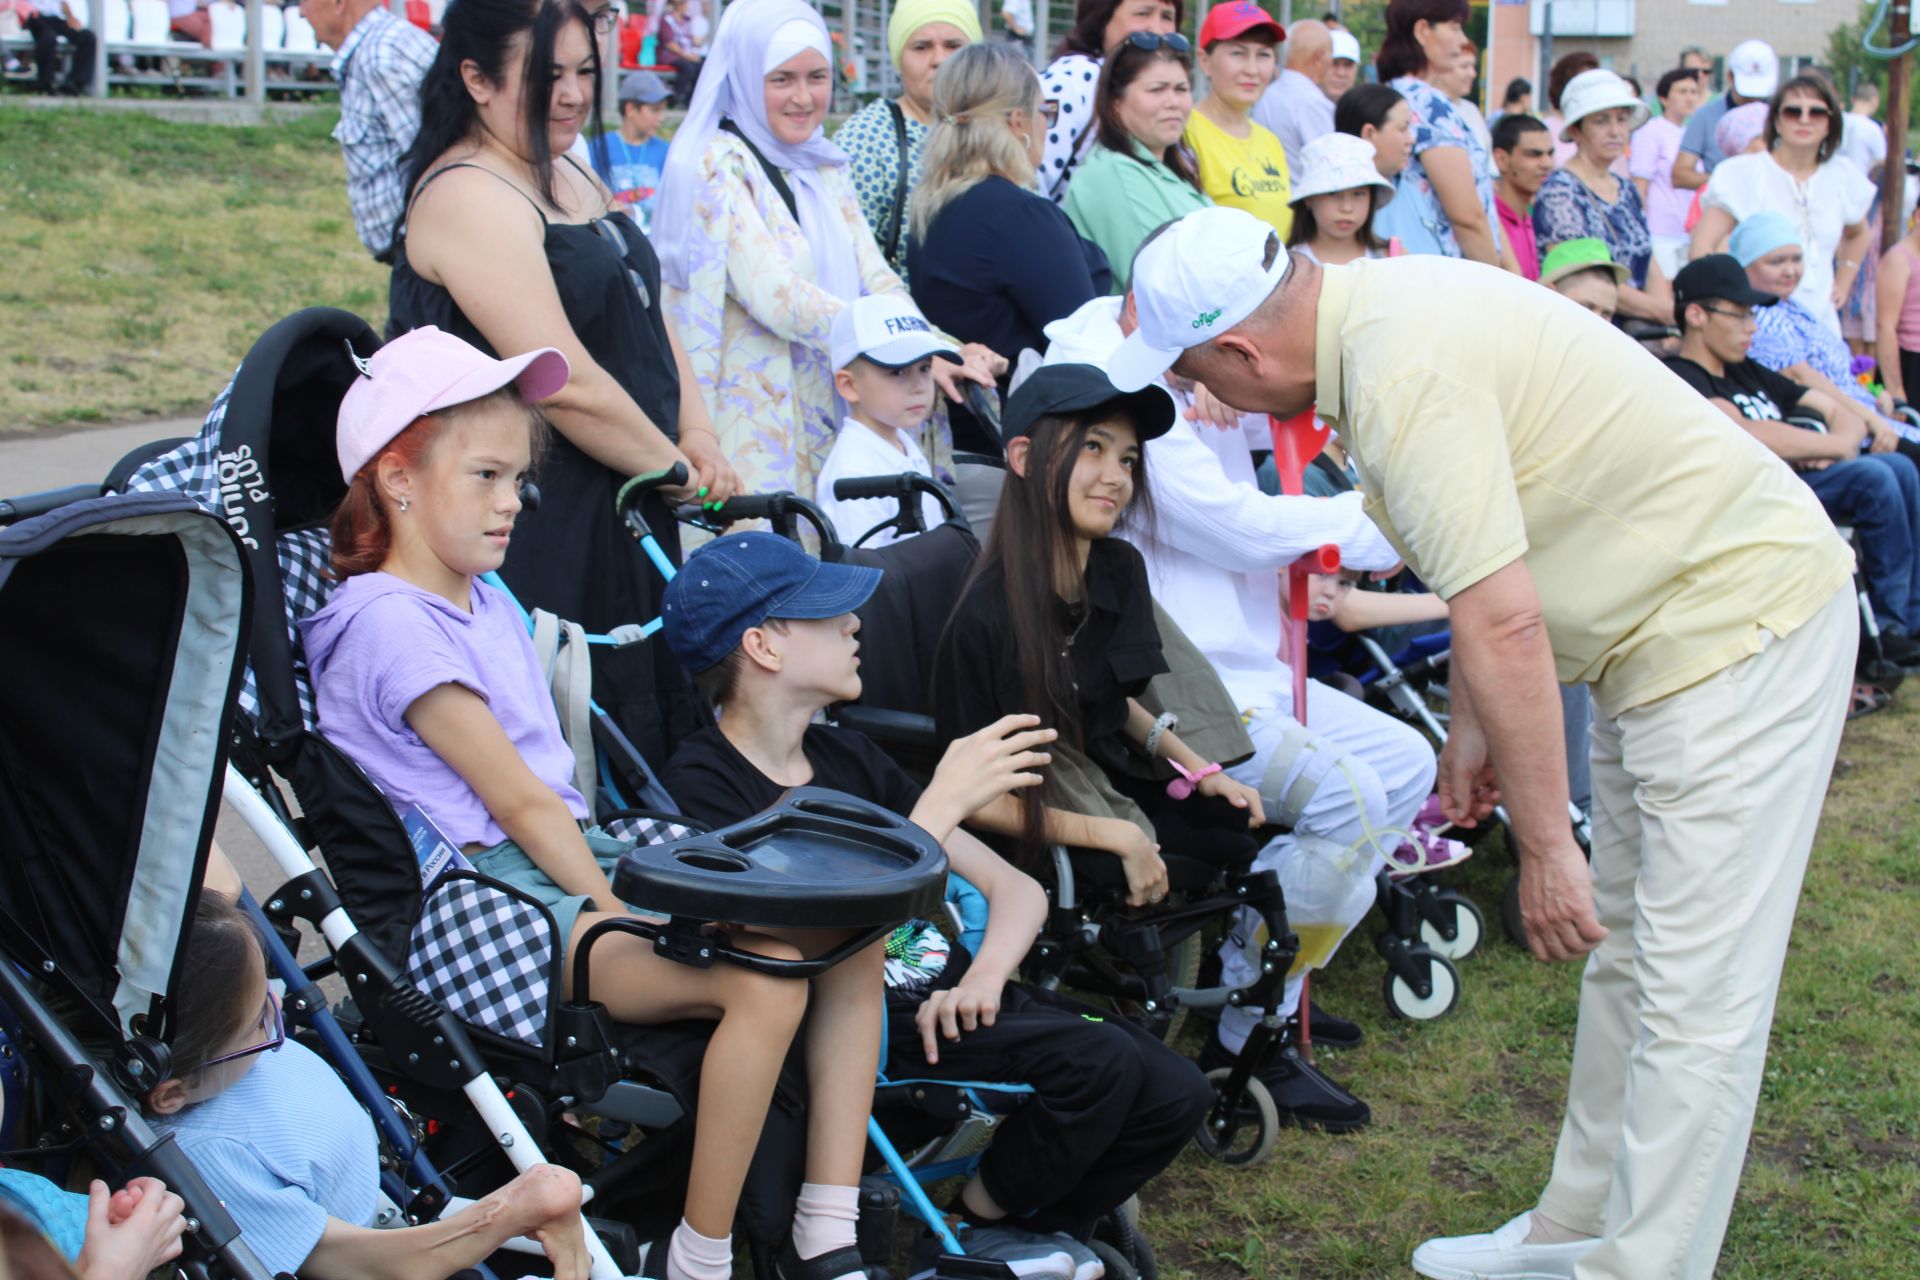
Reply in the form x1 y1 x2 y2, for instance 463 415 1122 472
657 0 1000 507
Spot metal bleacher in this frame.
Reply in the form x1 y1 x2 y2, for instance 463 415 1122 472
1 0 335 97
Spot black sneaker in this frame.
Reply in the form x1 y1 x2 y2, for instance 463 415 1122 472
1288 1003 1363 1049
1880 630 1920 670
1199 1033 1372 1133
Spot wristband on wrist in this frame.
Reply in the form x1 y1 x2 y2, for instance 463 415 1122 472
1144 711 1178 759
1167 760 1222 799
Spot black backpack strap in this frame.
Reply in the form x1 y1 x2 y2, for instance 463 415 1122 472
882 99 911 270
720 118 801 225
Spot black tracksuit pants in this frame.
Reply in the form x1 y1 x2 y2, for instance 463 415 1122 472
884 980 1211 1239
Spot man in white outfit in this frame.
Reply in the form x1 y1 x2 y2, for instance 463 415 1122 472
1043 288 1437 1133
1113 207 1856 1280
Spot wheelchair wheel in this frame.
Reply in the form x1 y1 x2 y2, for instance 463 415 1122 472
1382 949 1460 1021
1419 891 1485 961
1091 1202 1158 1280
1502 873 1528 949
1194 1068 1279 1166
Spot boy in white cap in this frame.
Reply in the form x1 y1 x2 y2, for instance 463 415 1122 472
816 294 961 547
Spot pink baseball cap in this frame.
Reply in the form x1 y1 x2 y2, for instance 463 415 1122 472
335 326 571 482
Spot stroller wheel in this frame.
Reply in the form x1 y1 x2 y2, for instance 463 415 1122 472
1502 873 1528 949
1089 1236 1156 1280
1091 1202 1158 1280
1194 1068 1279 1166
1418 891 1485 961
1382 949 1460 1021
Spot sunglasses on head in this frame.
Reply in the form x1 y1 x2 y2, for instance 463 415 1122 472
1778 104 1831 121
1120 31 1191 55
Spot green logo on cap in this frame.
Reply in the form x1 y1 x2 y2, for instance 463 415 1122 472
1192 308 1222 329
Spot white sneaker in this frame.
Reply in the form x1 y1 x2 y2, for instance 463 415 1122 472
1411 1212 1599 1279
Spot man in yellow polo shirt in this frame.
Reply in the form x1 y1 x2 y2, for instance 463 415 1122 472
1107 207 1854 1280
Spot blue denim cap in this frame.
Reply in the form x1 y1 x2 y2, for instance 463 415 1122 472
661 531 883 673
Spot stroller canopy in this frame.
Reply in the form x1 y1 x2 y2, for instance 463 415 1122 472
0 494 250 1040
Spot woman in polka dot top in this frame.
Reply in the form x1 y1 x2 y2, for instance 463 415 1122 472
1038 0 1184 202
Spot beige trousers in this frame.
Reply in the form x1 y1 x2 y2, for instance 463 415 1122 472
1536 587 1856 1280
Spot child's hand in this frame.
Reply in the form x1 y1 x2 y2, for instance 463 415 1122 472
77 1178 187 1280
926 715 1056 823
914 977 1005 1064
1196 771 1266 828
1109 821 1168 907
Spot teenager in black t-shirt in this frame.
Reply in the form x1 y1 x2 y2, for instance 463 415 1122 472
658 531 1210 1273
1667 255 1920 653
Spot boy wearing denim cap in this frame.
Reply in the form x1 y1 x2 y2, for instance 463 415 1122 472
658 533 1209 1280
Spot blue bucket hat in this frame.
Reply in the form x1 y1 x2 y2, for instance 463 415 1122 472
661 531 882 673
1728 211 1802 268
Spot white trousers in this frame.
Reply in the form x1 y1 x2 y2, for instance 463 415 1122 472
1216 677 1436 1047
1537 588 1856 1279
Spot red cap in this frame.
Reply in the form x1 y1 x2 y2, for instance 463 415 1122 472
1198 1 1284 48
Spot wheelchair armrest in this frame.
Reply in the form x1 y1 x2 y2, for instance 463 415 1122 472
833 705 941 750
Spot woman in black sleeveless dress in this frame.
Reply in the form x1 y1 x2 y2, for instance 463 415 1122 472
388 0 738 766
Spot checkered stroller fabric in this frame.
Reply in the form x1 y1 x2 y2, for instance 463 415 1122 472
120 385 338 727
404 874 557 1048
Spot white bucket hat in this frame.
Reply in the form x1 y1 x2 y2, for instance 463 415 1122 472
1557 68 1651 142
1288 133 1396 207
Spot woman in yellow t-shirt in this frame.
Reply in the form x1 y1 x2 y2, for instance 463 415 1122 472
1182 2 1291 238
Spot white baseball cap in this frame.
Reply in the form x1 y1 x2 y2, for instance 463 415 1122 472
829 293 961 372
1727 39 1778 101
1105 207 1291 393
1328 28 1360 64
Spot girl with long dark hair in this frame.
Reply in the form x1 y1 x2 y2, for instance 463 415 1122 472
932 365 1264 909
1372 0 1499 263
1036 0 1181 200
387 0 739 767
1061 35 1210 290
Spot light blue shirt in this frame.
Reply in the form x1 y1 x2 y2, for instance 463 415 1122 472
153 1040 378 1275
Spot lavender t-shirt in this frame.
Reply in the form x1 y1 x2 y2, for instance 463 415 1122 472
301 572 589 847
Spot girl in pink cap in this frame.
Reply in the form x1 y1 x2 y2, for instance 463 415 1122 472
303 327 887 1280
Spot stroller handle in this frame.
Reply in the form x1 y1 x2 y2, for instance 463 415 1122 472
0 483 105 526
615 462 691 520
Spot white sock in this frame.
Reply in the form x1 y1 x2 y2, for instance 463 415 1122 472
666 1217 733 1280
790 1182 861 1277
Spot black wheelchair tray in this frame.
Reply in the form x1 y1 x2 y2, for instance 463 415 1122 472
612 788 948 930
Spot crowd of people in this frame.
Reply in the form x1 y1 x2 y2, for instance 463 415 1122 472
0 2 1906 1280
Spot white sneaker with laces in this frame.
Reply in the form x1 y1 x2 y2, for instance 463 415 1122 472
1410 1211 1599 1279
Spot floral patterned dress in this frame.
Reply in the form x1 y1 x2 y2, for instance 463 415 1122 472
1532 167 1655 290
664 131 952 510
1388 75 1500 259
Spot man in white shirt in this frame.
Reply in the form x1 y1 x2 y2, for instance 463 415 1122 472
25 0 94 94
999 0 1034 63
1042 273 1438 1137
1253 17 1335 175
1322 26 1360 102
1838 80 1887 177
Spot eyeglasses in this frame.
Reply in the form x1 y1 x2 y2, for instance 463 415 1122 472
1038 99 1060 125
1119 31 1191 55
1700 303 1761 322
589 6 618 35
1778 104 1831 121
199 991 286 1072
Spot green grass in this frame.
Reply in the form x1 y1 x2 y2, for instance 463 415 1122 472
0 104 388 431
7 102 1917 1279
1140 694 1920 1278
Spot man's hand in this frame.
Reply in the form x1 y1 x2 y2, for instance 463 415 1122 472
1110 820 1168 906
915 977 1005 1064
921 715 1055 832
1436 724 1500 828
1517 835 1608 962
1194 770 1266 827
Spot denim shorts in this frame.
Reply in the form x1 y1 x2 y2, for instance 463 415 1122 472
467 827 636 959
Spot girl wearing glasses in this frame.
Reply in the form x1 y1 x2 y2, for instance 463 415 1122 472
1037 0 1183 202
1062 31 1210 290
1691 74 1876 337
908 42 1112 408
146 890 593 1280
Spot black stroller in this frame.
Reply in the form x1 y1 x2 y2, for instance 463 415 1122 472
0 490 276 1280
